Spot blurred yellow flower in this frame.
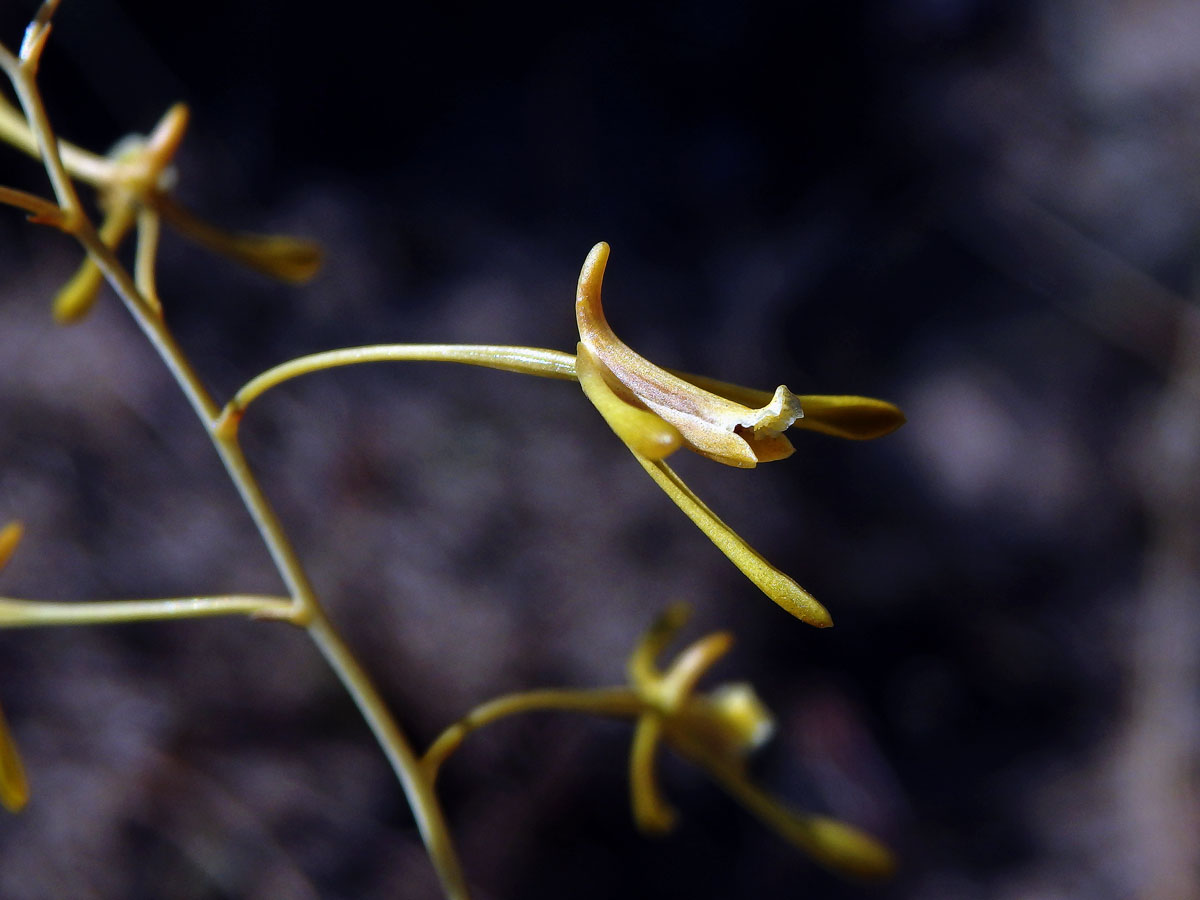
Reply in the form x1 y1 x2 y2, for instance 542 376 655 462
0 521 29 813
625 605 895 880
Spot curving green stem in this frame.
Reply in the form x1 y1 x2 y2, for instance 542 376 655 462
0 27 472 899
0 594 293 627
422 688 644 782
218 344 578 436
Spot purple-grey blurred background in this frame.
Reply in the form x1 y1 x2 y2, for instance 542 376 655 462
1 1 1198 898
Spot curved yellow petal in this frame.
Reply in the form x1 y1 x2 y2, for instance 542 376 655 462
1 524 31 812
733 776 894 879
52 258 105 323
629 715 676 834
790 395 905 441
576 342 682 460
576 243 801 467
780 814 896 881
674 371 906 442
0 521 22 571
52 199 137 323
658 631 734 704
633 454 832 627
155 193 322 284
627 603 691 686
205 231 324 284
0 700 28 813
675 736 895 880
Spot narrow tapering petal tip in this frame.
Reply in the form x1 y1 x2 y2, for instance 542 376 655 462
0 521 22 570
52 260 104 323
792 815 897 881
580 242 610 286
629 717 676 834
794 395 906 441
770 578 832 628
0 702 29 814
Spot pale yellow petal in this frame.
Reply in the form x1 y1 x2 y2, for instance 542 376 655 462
627 603 691 686
677 738 895 880
779 814 896 880
576 343 682 460
732 778 894 879
52 198 137 323
0 700 29 813
792 395 907 440
0 521 22 571
632 454 832 627
576 242 802 467
156 193 322 284
674 371 906 442
629 715 676 834
204 232 323 284
658 631 734 703
52 258 105 323
0 524 31 812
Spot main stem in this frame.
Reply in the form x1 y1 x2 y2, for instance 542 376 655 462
107 239 470 900
2 50 470 900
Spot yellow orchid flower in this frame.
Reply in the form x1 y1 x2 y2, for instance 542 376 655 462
576 242 802 468
421 605 895 881
625 605 895 881
0 93 321 322
574 243 904 625
0 521 30 813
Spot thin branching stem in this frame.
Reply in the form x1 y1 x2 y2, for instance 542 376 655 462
0 24 471 899
219 344 578 435
0 594 294 627
422 688 645 781
306 616 471 898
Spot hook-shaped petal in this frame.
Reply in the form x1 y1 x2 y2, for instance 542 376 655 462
576 243 802 468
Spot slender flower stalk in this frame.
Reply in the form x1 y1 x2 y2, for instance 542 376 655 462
0 593 296 628
216 344 578 438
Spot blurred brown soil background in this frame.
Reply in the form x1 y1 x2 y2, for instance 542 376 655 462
1 1 1198 898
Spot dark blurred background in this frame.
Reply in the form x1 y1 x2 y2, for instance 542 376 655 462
1 1 1198 898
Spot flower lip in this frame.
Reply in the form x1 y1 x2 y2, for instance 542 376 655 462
576 242 803 468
